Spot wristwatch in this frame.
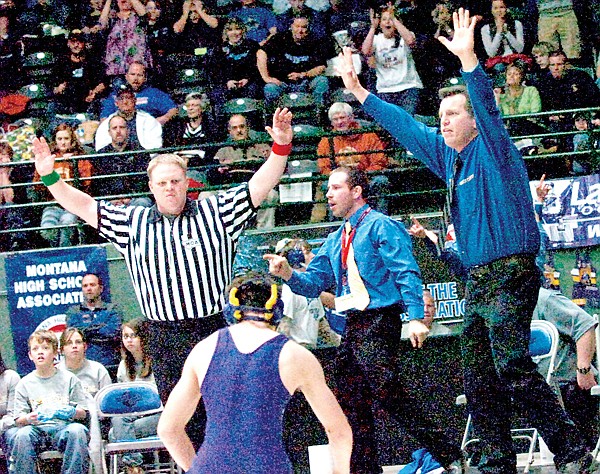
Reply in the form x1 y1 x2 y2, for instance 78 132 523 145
577 366 592 375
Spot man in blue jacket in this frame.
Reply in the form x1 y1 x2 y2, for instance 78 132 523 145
336 8 596 474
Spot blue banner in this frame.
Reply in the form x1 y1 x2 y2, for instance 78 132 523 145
5 247 110 375
532 174 600 249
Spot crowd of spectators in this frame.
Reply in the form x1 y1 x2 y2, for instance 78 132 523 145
0 0 598 247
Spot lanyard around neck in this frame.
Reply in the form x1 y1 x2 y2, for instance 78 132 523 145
341 207 371 269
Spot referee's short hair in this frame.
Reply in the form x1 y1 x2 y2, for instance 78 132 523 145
147 154 188 178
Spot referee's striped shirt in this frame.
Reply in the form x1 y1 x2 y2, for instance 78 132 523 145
97 184 256 321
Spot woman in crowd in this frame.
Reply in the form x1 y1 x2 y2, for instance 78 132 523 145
208 17 262 114
361 5 423 115
495 60 541 116
58 328 112 398
99 0 151 77
31 123 92 248
112 318 159 474
480 0 525 69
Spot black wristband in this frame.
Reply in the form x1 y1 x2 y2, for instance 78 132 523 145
577 366 592 375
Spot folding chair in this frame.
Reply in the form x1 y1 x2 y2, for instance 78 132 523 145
457 319 560 473
94 382 179 474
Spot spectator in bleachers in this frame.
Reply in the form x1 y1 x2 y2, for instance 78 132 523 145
100 62 177 125
272 0 325 14
480 0 525 70
172 0 220 57
58 327 112 397
257 14 331 113
0 349 20 462
233 0 277 45
537 50 600 139
495 60 541 115
9 330 89 474
0 142 28 252
275 0 327 41
18 0 70 35
403 2 462 115
207 17 263 115
65 272 123 373
164 91 219 149
313 101 389 221
274 237 341 349
569 111 598 174
0 2 22 94
31 123 92 247
112 318 159 474
361 5 423 115
99 0 151 77
210 113 276 228
66 0 104 31
93 115 153 205
529 40 553 88
535 0 582 61
145 0 175 83
95 85 163 151
326 0 369 41
53 30 107 115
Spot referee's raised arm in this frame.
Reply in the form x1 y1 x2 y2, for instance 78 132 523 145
32 137 99 229
248 107 293 208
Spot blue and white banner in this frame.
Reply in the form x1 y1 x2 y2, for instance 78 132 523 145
532 174 600 249
5 247 110 375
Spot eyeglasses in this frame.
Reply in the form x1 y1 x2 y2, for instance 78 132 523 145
122 333 139 340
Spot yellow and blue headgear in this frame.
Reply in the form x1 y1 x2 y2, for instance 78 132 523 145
223 274 284 326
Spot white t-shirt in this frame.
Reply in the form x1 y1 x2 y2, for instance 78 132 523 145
280 284 325 347
372 34 423 93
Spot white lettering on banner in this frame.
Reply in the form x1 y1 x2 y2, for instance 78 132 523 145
14 279 45 294
25 260 88 278
426 282 458 300
588 224 600 239
48 276 83 291
437 299 466 318
16 291 83 308
570 181 600 207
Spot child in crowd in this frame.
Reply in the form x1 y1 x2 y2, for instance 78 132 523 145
111 318 159 474
58 327 112 397
8 330 89 474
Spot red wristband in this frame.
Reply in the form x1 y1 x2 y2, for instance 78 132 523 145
271 142 292 156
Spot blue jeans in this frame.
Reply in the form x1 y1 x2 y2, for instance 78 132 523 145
378 87 421 116
263 76 329 110
40 206 79 247
109 413 160 466
462 254 586 473
8 423 89 474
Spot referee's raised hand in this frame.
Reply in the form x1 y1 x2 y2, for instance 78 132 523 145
265 107 293 146
32 137 56 178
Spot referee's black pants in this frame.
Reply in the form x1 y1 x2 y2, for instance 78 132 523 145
335 305 462 473
149 314 226 451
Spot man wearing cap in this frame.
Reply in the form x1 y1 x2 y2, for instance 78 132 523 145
274 237 340 349
53 30 107 114
100 62 178 125
94 85 162 151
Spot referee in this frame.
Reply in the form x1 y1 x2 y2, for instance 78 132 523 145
32 108 294 449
